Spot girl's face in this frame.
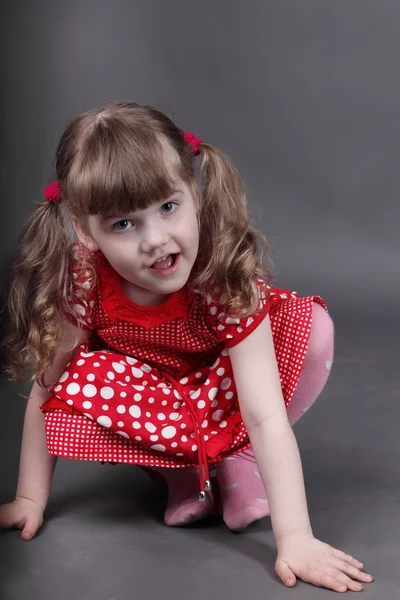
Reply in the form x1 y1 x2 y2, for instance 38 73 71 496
77 180 200 306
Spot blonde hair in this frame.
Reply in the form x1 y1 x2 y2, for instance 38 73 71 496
3 102 272 386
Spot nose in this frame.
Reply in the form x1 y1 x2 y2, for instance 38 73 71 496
140 221 169 254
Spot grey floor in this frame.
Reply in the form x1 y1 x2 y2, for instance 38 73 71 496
0 310 398 599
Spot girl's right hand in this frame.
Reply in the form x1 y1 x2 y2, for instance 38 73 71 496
0 497 44 540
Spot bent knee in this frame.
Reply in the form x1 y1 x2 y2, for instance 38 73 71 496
306 302 334 362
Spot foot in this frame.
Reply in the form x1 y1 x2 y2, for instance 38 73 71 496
151 467 214 526
216 449 270 531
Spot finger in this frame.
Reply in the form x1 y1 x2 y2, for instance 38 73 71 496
275 561 297 587
327 568 365 593
332 558 374 584
331 548 365 570
302 568 349 593
21 515 42 541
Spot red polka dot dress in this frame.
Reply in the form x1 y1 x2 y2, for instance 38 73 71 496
41 242 327 493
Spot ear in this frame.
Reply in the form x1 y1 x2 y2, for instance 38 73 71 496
73 219 99 251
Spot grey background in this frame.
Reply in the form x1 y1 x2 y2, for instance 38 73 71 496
0 1 399 599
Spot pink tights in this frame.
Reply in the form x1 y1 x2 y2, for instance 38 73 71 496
152 302 334 529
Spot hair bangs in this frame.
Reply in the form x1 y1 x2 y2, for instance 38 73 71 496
66 120 183 218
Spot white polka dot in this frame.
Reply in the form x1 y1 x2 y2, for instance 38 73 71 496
59 371 69 382
132 367 143 378
171 442 178 448
80 351 94 358
148 397 155 404
135 436 142 441
120 392 127 398
76 359 85 367
219 421 227 428
134 393 142 401
83 413 93 420
117 421 124 427
97 416 112 428
117 431 129 439
151 444 166 452
162 388 171 395
126 356 137 365
225 391 234 400
211 399 218 408
141 364 152 373
112 362 126 373
82 383 97 398
180 423 186 429
161 426 176 439
74 303 85 316
146 412 151 417
195 372 202 378
100 386 114 400
150 435 159 442
169 412 179 421
173 390 182 400
208 388 218 401
133 385 144 391
87 373 95 382
93 362 100 367
212 410 224 421
132 422 141 429
53 385 62 392
189 389 201 399
173 402 181 409
221 378 232 390
197 400 206 409
217 368 225 376
145 422 157 433
191 445 198 452
73 374 79 379
107 371 115 380
226 317 240 325
161 400 168 406
157 413 166 421
66 399 73 406
201 420 208 428
181 435 188 442
82 400 92 409
125 376 131 382
210 306 217 315
66 382 80 395
102 404 109 411
180 377 188 384
129 405 141 418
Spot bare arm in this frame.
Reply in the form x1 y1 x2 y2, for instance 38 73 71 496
228 314 312 543
15 319 91 510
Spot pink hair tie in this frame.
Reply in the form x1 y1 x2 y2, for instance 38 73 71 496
44 181 61 204
184 131 203 156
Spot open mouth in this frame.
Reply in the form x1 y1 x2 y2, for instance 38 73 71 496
149 253 179 270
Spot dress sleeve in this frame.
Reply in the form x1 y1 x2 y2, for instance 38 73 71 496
207 279 272 348
64 241 98 330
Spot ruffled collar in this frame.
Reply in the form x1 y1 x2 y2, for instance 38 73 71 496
95 251 195 328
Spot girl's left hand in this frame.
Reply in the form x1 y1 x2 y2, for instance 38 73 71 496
275 532 373 593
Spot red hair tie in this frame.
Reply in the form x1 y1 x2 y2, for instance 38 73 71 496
44 181 61 204
184 131 203 156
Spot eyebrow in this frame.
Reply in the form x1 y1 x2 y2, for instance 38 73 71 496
100 190 184 222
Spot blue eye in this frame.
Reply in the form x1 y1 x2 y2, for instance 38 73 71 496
113 219 133 231
161 202 177 213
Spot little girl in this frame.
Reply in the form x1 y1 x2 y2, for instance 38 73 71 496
0 102 372 592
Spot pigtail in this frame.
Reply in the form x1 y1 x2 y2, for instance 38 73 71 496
191 143 272 317
3 199 75 387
